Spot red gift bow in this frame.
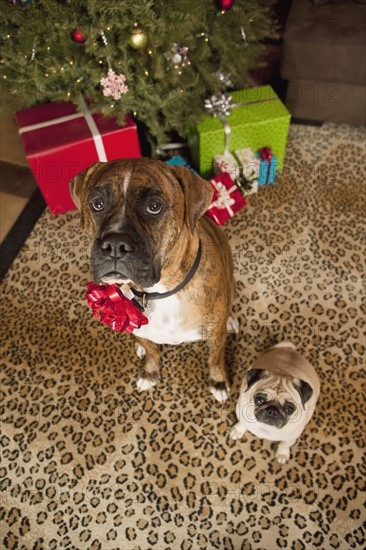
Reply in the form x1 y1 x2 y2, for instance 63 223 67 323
258 147 272 161
85 282 148 333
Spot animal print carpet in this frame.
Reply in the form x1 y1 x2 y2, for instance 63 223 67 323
1 123 365 549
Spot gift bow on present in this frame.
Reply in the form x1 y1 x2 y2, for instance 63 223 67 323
204 94 233 118
85 282 148 333
258 147 272 161
210 180 237 217
231 150 257 193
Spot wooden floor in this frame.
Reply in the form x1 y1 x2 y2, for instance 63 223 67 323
0 162 37 243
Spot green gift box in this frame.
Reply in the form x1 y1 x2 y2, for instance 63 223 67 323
187 85 291 179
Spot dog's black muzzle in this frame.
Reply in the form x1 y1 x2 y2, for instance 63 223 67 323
90 231 160 287
100 232 135 258
255 403 288 429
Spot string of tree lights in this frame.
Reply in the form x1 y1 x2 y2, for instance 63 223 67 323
1 0 277 147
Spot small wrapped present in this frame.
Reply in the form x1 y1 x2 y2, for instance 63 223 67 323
257 147 278 185
165 155 198 174
205 172 247 225
16 99 141 214
187 85 291 179
213 147 259 195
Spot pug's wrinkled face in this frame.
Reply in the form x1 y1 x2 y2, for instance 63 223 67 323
246 368 313 430
252 389 297 429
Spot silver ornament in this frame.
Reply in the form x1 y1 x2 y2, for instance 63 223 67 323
100 30 108 46
214 70 233 88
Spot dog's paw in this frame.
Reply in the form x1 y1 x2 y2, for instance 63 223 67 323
209 381 229 403
276 443 290 464
135 344 146 359
276 453 289 465
230 423 246 440
136 376 157 392
227 316 239 334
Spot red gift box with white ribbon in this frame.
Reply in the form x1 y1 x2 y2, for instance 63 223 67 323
205 172 247 225
15 99 141 214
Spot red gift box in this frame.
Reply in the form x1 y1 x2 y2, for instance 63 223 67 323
205 172 247 225
16 100 141 214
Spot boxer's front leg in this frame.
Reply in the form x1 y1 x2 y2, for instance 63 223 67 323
135 337 161 391
206 326 230 403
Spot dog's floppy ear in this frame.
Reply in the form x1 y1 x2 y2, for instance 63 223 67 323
246 369 267 391
168 165 213 233
295 379 313 408
69 162 105 210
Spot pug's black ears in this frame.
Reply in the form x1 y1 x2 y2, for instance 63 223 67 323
295 380 313 408
246 369 267 390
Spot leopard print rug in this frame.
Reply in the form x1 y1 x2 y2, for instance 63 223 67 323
1 123 365 549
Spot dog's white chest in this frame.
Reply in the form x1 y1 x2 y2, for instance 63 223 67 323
133 288 202 345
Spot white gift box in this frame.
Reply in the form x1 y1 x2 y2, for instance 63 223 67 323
213 147 260 195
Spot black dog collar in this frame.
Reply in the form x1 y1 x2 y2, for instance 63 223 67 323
131 239 202 312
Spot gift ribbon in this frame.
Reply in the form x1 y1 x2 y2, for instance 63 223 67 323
85 282 148 333
204 93 279 155
258 146 273 184
204 94 233 155
231 151 254 193
209 179 236 217
156 142 188 156
231 150 245 185
18 96 108 162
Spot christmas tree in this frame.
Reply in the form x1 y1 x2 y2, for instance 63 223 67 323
1 0 277 149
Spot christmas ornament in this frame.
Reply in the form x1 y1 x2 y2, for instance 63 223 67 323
240 26 247 43
71 28 86 44
129 24 148 50
100 68 128 100
215 0 234 11
85 282 148 334
100 30 108 46
171 43 190 67
11 0 32 5
214 71 233 89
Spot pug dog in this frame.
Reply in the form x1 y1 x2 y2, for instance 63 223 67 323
230 342 320 464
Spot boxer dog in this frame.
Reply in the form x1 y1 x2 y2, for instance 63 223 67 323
70 158 236 402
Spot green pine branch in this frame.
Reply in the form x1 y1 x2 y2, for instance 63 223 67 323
0 0 277 147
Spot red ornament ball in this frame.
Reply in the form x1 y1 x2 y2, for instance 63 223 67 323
71 28 86 43
215 0 234 11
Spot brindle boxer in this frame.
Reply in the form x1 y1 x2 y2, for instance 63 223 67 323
70 158 236 402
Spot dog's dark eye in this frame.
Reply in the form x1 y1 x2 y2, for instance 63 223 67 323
146 198 163 215
91 196 105 212
254 393 267 406
284 401 296 416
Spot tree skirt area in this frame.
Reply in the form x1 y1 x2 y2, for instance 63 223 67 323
1 123 365 549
